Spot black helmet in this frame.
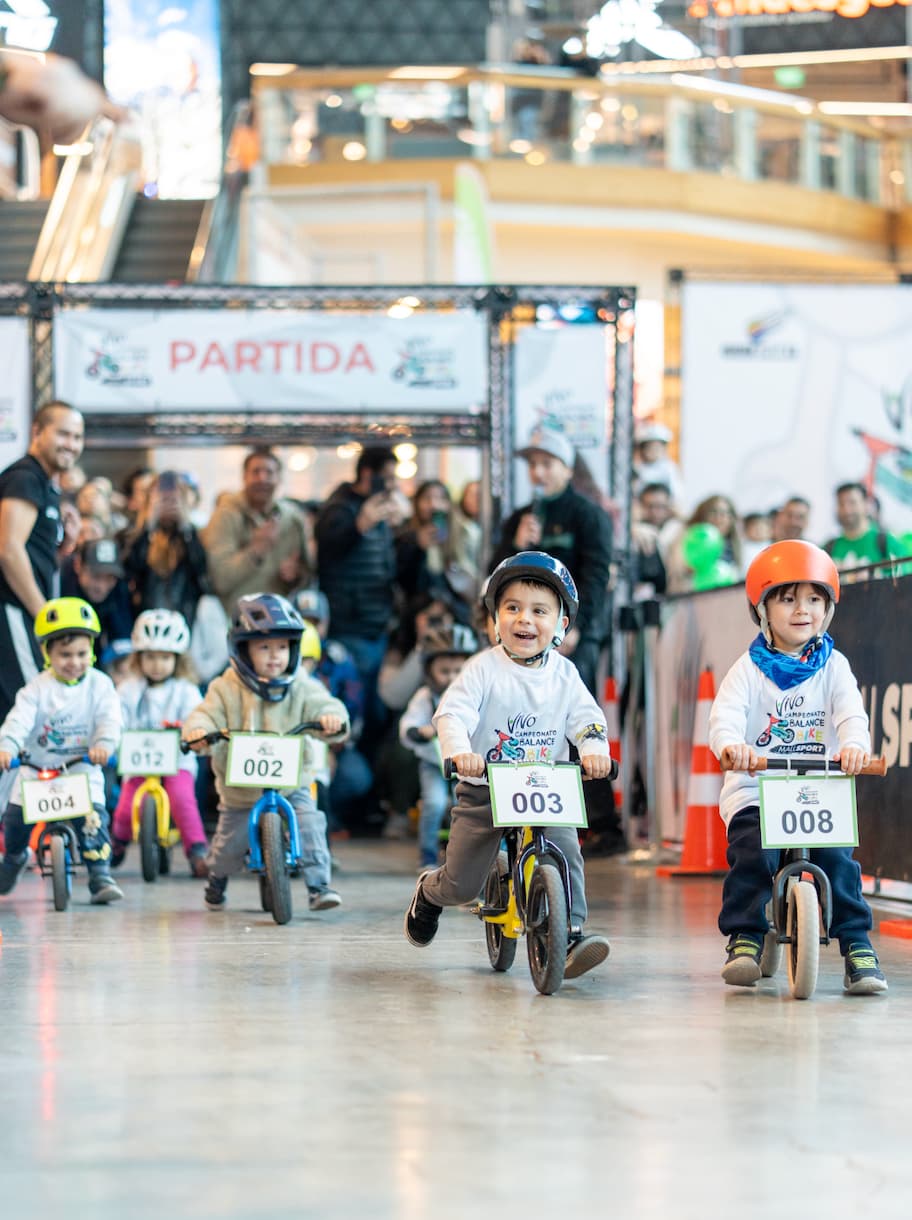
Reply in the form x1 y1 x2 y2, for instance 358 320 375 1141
484 551 579 627
422 623 478 669
228 593 304 702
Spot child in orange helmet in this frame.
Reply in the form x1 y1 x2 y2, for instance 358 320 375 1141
708 540 887 995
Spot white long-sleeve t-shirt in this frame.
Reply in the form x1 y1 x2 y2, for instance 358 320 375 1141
708 648 870 826
432 645 609 786
118 674 203 777
400 684 442 767
0 668 122 805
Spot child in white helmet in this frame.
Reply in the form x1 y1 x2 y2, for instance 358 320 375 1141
110 610 208 875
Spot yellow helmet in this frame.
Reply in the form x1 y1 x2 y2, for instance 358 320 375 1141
34 597 101 647
299 621 322 663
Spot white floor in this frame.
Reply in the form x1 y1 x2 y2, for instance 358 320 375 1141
0 841 910 1220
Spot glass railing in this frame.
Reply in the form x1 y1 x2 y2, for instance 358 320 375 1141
251 65 911 207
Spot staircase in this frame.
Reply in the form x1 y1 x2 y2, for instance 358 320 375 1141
110 198 206 282
0 200 50 280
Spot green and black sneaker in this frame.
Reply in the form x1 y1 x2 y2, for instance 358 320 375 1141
722 932 763 987
843 943 888 995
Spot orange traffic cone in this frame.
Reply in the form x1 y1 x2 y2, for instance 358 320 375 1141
601 675 623 821
657 667 729 877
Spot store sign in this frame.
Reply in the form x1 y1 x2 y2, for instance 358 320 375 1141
53 308 489 413
688 0 908 17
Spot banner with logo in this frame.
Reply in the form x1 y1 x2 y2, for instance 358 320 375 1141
682 282 912 540
513 325 609 501
0 317 31 471
53 308 489 413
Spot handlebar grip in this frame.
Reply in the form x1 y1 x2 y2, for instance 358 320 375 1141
443 758 455 780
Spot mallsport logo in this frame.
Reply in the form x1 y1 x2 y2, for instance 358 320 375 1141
720 310 798 361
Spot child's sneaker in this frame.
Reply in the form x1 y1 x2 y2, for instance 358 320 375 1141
722 932 763 986
565 931 610 979
0 852 28 895
187 845 209 879
308 886 342 911
843 943 888 995
404 872 441 947
88 874 124 904
204 874 228 910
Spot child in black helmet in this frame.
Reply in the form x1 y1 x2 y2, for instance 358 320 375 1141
404 551 613 980
182 592 350 913
400 623 479 871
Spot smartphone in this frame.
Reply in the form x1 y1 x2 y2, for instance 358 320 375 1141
370 473 388 497
431 509 449 543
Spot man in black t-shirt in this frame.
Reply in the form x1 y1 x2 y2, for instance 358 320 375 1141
0 401 84 720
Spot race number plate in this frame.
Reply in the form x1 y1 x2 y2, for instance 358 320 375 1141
759 773 858 849
118 730 181 777
225 733 303 789
22 772 93 825
489 762 587 829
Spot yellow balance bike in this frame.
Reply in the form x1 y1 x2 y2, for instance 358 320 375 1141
119 729 183 882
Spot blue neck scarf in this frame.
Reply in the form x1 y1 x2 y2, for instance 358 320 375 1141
748 632 833 690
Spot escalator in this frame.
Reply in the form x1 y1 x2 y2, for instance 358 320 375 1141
110 197 206 282
0 199 50 279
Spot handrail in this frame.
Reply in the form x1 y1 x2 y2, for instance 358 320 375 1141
0 119 42 200
187 100 252 283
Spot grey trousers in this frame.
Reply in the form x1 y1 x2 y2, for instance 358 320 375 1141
420 781 589 925
207 789 331 891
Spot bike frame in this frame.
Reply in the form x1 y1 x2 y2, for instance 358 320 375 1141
246 787 302 873
129 776 181 848
481 825 574 939
35 821 80 880
771 852 833 948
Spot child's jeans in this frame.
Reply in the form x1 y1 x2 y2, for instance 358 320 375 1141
417 761 450 868
207 787 331 890
2 802 115 874
421 781 590 926
112 771 206 855
718 806 873 954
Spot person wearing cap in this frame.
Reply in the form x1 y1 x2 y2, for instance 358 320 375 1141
632 420 682 504
60 538 134 662
490 424 612 695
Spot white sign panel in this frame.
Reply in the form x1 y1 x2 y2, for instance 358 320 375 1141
118 730 181 777
514 325 609 502
22 772 93 825
225 733 303 789
53 308 488 413
759 773 858 849
682 283 912 539
0 316 31 473
489 762 587 829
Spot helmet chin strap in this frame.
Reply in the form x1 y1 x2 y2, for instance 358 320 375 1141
495 626 564 666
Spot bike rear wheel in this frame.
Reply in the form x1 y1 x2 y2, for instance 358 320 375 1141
484 851 517 972
759 901 781 977
139 795 159 883
526 862 568 995
787 880 820 1000
261 811 292 925
51 832 69 912
259 873 273 913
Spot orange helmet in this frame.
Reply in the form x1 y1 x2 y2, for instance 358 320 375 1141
745 541 839 637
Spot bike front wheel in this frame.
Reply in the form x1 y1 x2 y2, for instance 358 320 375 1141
261 810 292 925
484 851 516 972
50 833 69 912
139 795 159 883
525 862 568 995
786 880 820 1000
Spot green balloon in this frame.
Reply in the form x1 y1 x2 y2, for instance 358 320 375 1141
693 559 739 591
681 523 725 573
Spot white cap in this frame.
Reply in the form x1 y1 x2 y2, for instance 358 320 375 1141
635 421 672 446
516 426 575 468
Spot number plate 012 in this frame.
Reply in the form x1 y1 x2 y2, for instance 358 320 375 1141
225 733 304 789
489 762 587 829
118 730 181 777
758 773 858 849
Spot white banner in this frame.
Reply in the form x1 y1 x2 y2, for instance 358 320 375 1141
513 325 609 502
0 316 31 472
53 309 488 413
682 282 912 541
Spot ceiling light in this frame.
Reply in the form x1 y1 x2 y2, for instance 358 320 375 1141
250 63 296 76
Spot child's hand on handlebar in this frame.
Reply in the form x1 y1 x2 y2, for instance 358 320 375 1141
721 743 762 773
835 747 870 776
452 752 485 778
581 754 613 780
317 714 345 735
0 750 11 771
88 745 110 766
182 728 210 753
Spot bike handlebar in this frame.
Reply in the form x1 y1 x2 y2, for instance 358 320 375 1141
179 722 326 755
721 755 887 777
443 757 620 782
9 752 94 772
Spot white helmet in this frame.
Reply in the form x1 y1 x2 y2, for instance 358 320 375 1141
131 609 191 655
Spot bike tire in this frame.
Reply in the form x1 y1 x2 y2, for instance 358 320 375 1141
525 863 568 996
259 873 273 913
51 833 69 912
759 901 781 977
139 795 159 883
484 851 516 973
787 880 820 1000
261 810 292 926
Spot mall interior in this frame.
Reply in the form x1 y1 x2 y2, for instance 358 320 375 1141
1 4 912 1219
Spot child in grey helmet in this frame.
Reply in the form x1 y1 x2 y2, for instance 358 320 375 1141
404 551 612 979
182 593 349 912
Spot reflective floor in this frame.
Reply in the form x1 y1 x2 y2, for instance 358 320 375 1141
1 842 910 1220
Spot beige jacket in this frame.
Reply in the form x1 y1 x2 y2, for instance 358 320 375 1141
183 666 348 809
203 492 312 613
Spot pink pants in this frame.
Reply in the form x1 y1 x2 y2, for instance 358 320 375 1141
112 770 207 854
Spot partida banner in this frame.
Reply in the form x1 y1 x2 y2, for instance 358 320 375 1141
681 282 912 542
53 308 489 413
0 317 31 472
